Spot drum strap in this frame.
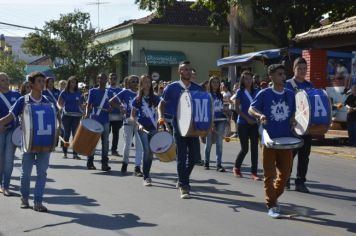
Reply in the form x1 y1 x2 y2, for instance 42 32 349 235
178 80 190 90
0 92 11 109
290 79 298 91
46 89 57 103
244 90 253 103
96 89 108 117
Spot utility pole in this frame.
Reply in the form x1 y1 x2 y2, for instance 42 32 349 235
87 0 109 31
228 5 237 85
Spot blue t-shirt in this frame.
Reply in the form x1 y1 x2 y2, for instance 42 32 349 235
10 95 52 117
87 88 113 125
211 93 226 120
250 88 295 139
132 95 161 131
161 81 203 118
43 88 60 105
0 90 21 129
59 90 83 114
235 89 258 124
108 87 123 115
115 89 137 117
285 77 314 92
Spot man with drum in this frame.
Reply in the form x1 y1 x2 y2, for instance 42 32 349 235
285 57 313 193
249 64 296 218
158 61 203 199
85 73 113 171
0 72 20 196
108 73 124 157
0 71 56 212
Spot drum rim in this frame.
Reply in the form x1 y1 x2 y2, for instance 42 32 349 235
81 118 104 133
149 131 174 154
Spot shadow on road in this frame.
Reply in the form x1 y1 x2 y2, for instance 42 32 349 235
306 183 356 202
23 211 157 233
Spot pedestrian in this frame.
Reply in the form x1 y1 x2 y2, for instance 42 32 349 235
43 77 60 105
131 75 161 186
158 61 203 199
285 57 313 193
204 76 227 172
0 71 58 212
19 81 31 96
249 64 296 218
345 85 356 146
0 72 21 196
57 76 83 159
233 71 260 180
84 73 113 171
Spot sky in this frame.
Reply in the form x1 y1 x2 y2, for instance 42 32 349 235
0 0 152 37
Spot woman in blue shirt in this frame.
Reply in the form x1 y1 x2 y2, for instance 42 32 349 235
43 77 60 105
233 71 260 180
204 76 227 172
57 76 83 159
131 75 160 186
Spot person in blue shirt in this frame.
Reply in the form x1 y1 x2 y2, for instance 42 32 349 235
0 72 20 197
233 71 260 180
57 76 83 159
84 73 113 171
249 64 296 219
204 76 227 172
131 75 161 186
43 77 60 106
108 73 124 157
0 71 57 212
158 61 203 199
285 57 313 193
110 75 143 176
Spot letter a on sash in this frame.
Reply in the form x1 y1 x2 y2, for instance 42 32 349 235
36 110 52 135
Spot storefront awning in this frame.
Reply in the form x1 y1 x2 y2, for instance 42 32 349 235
144 50 186 66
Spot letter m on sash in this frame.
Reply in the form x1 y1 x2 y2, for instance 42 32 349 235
194 99 208 122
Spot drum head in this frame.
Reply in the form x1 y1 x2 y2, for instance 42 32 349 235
272 137 302 145
12 126 22 147
81 119 104 133
295 90 310 135
149 131 174 154
177 91 193 136
22 104 32 152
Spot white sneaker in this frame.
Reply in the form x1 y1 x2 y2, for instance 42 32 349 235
143 178 152 187
268 207 281 219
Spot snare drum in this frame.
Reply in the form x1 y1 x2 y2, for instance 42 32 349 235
295 89 332 136
177 90 213 137
265 137 304 150
22 103 58 152
71 118 104 156
11 126 22 147
149 131 176 162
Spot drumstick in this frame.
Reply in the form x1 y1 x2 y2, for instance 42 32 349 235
58 136 70 148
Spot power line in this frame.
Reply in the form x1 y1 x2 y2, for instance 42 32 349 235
87 0 109 30
0 21 44 32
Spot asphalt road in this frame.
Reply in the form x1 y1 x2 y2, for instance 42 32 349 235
0 134 355 236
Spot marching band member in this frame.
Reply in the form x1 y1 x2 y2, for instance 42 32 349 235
110 75 143 176
233 71 260 180
43 77 60 105
158 61 203 199
57 76 83 159
0 72 20 196
85 73 113 171
204 76 227 172
131 75 160 186
249 64 296 218
108 73 123 157
0 71 57 212
285 57 313 193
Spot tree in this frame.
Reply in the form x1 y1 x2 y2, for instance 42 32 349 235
22 11 113 83
0 51 26 83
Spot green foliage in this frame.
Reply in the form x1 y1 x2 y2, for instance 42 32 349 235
22 10 113 83
0 51 26 83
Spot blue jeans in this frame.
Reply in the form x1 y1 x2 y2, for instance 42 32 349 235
21 152 50 203
347 121 356 146
138 130 153 179
122 121 143 166
173 126 199 187
61 115 80 156
205 121 226 166
88 123 110 166
0 128 16 189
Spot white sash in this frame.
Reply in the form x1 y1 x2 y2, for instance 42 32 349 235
244 90 253 104
96 89 108 117
178 80 191 91
46 89 57 103
290 79 298 91
142 98 157 129
0 92 11 109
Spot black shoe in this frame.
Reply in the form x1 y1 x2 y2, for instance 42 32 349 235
101 165 111 171
195 160 204 166
73 155 81 160
204 161 210 170
33 202 48 212
134 166 143 177
111 150 119 156
121 162 128 174
63 154 68 159
20 198 30 209
295 184 310 193
285 180 291 190
87 164 96 170
131 143 134 147
216 165 226 172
